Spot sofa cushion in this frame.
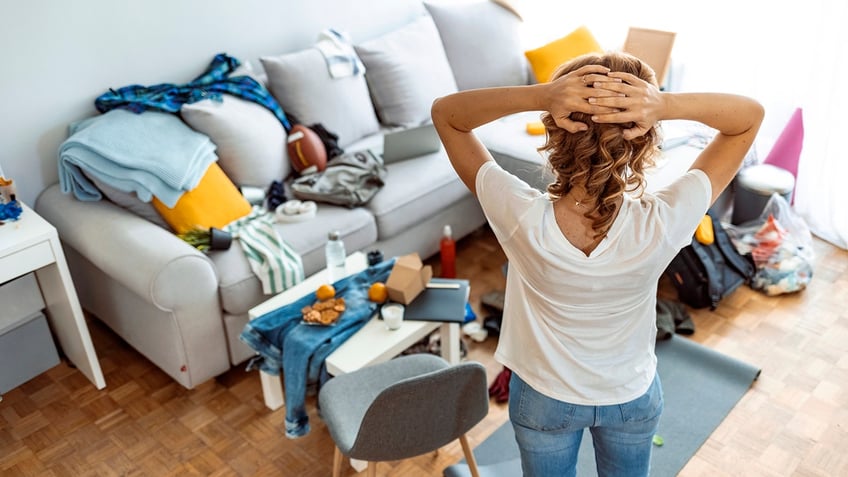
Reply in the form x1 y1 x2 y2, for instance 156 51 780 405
181 94 289 188
342 132 470 239
86 175 172 229
212 204 377 315
354 14 457 127
424 0 528 90
524 25 603 83
261 48 380 148
475 111 553 191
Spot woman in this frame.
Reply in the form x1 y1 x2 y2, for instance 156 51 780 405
431 52 763 476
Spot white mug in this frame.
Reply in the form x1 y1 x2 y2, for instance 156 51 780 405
381 303 404 330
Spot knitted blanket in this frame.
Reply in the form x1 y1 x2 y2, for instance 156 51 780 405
58 109 216 207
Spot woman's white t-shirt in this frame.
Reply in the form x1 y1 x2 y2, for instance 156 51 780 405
476 161 711 405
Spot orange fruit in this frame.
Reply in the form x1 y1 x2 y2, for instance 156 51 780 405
316 284 335 301
368 282 388 303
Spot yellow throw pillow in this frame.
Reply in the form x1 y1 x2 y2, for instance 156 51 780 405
153 162 251 234
524 26 603 83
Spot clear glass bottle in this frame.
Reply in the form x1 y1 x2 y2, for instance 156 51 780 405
440 225 456 278
325 230 347 283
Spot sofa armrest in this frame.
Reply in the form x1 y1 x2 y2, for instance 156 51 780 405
35 184 219 310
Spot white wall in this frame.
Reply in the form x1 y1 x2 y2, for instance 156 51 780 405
0 0 424 206
4 0 845 247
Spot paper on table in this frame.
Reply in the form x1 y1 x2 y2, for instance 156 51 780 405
426 282 460 289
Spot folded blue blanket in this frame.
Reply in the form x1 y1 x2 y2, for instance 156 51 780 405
58 109 217 207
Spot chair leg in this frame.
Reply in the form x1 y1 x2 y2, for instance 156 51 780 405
332 447 343 477
459 434 481 477
367 462 377 477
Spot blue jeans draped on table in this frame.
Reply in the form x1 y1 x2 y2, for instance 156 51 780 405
240 259 395 438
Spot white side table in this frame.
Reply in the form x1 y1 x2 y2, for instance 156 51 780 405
0 203 105 389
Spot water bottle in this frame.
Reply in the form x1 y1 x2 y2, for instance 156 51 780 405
325 230 347 283
439 225 456 278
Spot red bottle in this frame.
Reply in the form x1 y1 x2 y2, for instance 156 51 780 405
440 225 456 278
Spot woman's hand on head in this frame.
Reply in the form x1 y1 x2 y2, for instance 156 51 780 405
545 65 624 133
587 71 664 140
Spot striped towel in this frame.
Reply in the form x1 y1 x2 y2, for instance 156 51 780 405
226 208 304 294
314 28 365 78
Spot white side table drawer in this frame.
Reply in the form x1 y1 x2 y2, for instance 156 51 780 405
0 240 53 284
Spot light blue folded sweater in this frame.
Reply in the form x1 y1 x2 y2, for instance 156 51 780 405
58 109 217 207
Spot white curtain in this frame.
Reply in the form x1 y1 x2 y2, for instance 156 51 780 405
791 2 848 249
516 0 848 249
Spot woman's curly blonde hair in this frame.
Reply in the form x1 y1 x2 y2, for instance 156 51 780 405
540 51 662 238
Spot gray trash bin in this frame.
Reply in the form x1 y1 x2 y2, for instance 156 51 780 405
732 164 795 225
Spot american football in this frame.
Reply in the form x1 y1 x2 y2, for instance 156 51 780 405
287 124 327 174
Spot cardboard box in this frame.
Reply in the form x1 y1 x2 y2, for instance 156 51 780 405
386 253 433 304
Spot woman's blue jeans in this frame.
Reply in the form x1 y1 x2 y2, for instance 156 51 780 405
509 372 663 477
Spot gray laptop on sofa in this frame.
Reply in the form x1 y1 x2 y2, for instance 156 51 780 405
380 123 442 164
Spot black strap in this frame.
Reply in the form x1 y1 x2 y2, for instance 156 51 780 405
692 240 723 309
709 211 755 280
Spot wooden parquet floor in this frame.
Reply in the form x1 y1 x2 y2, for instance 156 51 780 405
2 225 847 476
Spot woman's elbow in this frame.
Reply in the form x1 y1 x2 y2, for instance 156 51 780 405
431 96 448 124
747 98 766 130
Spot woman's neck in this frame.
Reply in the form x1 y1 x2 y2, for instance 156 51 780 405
564 186 595 210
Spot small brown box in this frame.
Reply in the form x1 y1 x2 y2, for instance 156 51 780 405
386 253 433 304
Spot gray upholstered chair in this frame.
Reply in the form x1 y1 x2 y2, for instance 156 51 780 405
318 353 489 477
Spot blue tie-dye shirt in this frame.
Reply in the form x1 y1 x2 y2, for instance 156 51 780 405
94 53 292 131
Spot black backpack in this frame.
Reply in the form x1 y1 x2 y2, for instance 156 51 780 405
664 211 755 310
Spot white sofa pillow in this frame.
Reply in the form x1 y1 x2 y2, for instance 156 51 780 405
424 0 529 90
261 48 380 148
354 14 458 127
181 95 289 187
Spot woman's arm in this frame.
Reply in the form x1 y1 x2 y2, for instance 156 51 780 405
591 72 765 205
666 92 764 205
431 65 619 194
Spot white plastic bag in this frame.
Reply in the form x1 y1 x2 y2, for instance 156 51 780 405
726 193 814 296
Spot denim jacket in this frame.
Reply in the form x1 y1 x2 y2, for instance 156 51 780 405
240 259 395 438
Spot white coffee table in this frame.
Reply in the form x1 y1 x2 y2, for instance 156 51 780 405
248 251 462 411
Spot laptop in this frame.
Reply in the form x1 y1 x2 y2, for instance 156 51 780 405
380 123 442 164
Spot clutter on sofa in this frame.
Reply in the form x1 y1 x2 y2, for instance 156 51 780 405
291 150 387 208
95 53 293 131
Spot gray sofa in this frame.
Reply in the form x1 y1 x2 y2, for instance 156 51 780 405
35 0 549 389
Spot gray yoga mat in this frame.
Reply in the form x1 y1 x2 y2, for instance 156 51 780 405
445 336 761 477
